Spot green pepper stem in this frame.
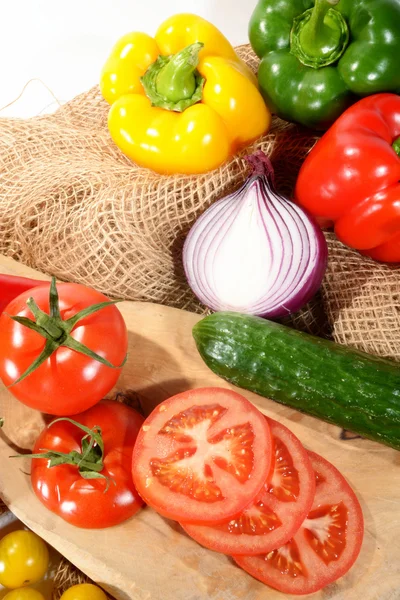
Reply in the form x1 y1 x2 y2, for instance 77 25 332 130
290 0 349 69
392 136 400 157
306 0 341 45
156 42 203 103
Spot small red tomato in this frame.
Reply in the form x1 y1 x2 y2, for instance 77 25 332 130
31 400 144 528
0 279 127 415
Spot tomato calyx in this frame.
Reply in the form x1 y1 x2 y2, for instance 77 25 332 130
18 417 116 490
6 277 127 386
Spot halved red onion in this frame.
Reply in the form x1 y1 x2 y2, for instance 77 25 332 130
183 152 327 318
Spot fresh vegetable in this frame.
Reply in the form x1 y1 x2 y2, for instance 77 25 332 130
132 387 272 524
0 530 49 589
29 400 144 528
60 584 107 600
249 0 400 129
100 14 271 174
3 590 45 600
234 451 364 594
183 151 327 318
295 94 400 262
0 278 127 415
0 274 44 316
193 312 400 450
133 385 363 593
182 417 315 555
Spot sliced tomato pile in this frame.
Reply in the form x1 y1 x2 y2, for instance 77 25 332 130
181 418 315 555
234 451 364 595
132 388 272 523
132 387 364 594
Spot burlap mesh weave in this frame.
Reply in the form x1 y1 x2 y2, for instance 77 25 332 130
322 233 400 360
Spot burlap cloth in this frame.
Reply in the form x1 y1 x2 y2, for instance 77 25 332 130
0 44 399 594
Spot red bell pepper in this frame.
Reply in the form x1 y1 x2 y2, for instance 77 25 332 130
0 274 45 315
295 94 400 262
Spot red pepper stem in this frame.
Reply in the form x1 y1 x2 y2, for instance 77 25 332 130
392 136 400 157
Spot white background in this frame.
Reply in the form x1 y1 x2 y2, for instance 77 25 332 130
0 1 253 118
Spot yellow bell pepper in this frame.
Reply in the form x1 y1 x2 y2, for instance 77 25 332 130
100 14 271 175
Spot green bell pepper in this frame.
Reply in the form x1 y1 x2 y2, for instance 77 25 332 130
249 0 400 129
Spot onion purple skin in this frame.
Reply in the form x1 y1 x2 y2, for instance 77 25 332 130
183 152 328 320
183 205 327 320
268 218 327 319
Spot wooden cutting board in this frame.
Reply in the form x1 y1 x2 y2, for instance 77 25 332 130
0 256 399 600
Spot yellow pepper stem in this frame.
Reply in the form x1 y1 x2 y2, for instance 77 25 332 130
141 42 205 112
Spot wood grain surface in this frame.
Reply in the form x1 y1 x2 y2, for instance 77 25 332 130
0 256 399 600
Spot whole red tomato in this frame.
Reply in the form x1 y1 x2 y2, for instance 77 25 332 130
0 280 127 415
31 400 144 528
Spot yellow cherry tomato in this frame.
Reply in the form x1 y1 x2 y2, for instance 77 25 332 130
3 588 45 600
60 584 108 600
101 13 271 175
0 531 49 589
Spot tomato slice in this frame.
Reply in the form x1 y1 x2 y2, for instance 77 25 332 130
132 388 272 524
181 418 315 555
234 451 364 595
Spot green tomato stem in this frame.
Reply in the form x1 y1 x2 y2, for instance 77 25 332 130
11 418 115 491
7 277 127 388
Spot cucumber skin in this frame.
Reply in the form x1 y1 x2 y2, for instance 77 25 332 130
193 312 400 450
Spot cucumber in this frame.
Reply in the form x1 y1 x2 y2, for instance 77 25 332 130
193 312 400 450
